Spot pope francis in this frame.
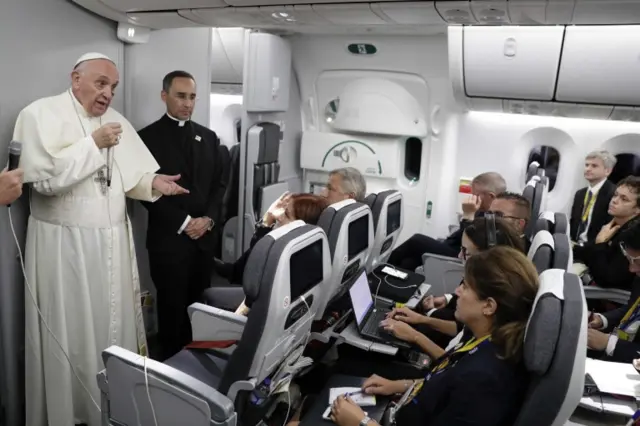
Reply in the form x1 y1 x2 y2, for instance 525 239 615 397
13 52 189 426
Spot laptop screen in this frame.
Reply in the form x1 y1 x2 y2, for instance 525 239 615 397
349 270 373 326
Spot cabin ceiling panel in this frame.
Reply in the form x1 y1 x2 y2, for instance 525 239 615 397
182 7 276 26
572 0 640 25
312 4 389 25
435 1 477 23
470 0 509 24
506 0 547 24
127 10 205 28
372 2 446 25
222 0 406 6
102 0 226 12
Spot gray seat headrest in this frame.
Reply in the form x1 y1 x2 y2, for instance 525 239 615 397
524 269 564 375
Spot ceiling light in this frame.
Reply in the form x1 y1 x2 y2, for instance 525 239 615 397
271 12 290 19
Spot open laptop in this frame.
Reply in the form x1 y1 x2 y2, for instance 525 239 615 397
349 270 410 348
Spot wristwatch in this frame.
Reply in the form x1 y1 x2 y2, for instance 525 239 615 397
207 218 215 232
360 416 371 426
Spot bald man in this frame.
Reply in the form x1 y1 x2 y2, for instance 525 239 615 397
13 52 188 426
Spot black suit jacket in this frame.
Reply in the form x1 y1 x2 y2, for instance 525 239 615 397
573 217 639 291
600 277 640 363
395 338 528 426
570 180 616 242
138 115 226 254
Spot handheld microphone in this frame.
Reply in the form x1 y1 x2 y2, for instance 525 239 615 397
8 140 22 171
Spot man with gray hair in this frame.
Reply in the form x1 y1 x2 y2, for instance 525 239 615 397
389 171 507 270
570 150 617 244
324 166 367 204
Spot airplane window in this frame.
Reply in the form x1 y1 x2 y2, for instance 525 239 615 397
610 153 640 184
324 98 340 123
526 145 559 191
404 137 422 183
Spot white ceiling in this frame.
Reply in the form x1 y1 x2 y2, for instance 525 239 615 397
69 0 640 33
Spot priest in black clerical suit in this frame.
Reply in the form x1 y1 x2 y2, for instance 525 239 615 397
138 70 226 360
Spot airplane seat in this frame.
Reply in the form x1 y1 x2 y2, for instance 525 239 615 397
419 253 464 296
315 199 374 318
553 213 569 236
538 177 550 212
364 193 377 209
535 212 570 237
552 233 572 271
523 177 544 240
223 122 287 263
525 161 541 182
98 221 332 426
221 142 241 263
527 231 555 274
365 190 403 272
513 269 587 426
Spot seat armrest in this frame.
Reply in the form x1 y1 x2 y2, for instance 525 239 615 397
421 253 462 264
188 302 247 342
102 346 236 424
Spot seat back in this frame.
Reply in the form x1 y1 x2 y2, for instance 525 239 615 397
316 200 373 318
220 220 332 393
528 231 554 273
222 143 241 262
365 190 404 272
234 122 288 260
523 177 544 240
420 253 464 296
526 161 541 182
514 270 587 426
552 233 572 271
100 346 237 426
536 212 569 237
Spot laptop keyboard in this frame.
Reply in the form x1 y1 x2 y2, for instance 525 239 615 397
363 309 389 335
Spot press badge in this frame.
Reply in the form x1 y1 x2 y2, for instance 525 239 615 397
195 135 202 142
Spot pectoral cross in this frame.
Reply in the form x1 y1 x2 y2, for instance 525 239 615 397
94 167 109 196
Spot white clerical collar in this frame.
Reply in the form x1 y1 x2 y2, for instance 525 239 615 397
589 178 607 194
166 113 188 127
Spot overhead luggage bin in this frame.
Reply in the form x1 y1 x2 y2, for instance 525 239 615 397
555 25 640 106
462 26 565 100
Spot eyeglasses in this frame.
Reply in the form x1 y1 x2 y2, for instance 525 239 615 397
620 242 640 265
484 210 523 222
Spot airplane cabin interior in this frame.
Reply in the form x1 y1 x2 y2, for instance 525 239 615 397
2 0 640 425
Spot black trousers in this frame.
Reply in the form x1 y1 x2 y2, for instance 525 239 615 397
388 234 459 271
149 247 213 361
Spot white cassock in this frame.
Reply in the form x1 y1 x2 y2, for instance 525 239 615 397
13 89 161 426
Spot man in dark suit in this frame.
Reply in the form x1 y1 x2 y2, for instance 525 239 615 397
388 172 506 270
570 150 617 244
138 70 225 360
587 220 640 362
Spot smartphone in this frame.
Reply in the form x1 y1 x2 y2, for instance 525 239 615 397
381 266 409 280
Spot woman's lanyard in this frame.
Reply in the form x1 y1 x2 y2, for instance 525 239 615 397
402 335 491 408
616 297 640 341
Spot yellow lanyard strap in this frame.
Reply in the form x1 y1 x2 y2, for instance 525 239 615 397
581 190 597 223
616 297 640 341
431 335 491 374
